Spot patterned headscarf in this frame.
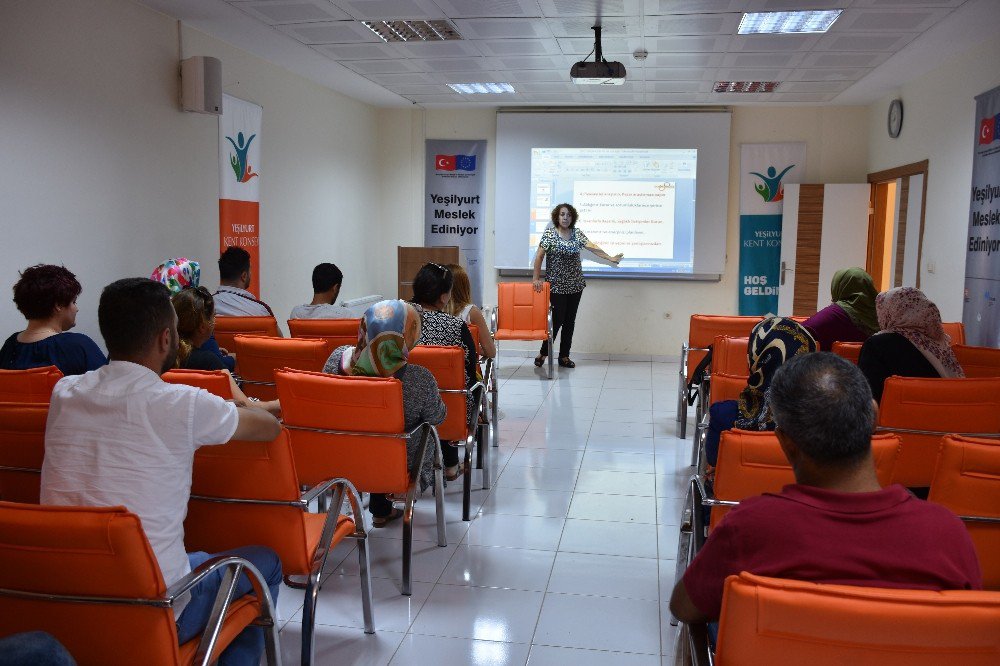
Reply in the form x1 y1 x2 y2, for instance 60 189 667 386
341 300 411 377
735 317 818 431
831 267 879 335
151 258 201 294
875 287 964 378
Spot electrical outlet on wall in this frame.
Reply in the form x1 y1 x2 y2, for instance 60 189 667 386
927 260 936 274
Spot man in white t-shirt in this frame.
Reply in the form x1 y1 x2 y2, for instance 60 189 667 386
41 277 283 665
288 262 353 320
213 246 276 319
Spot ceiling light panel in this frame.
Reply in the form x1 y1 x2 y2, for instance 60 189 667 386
450 18 552 39
277 20 380 43
362 19 462 42
331 0 444 20
739 9 842 34
447 82 516 93
538 0 641 16
230 0 351 24
714 81 780 93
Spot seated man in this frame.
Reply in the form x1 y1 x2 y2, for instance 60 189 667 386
289 262 351 320
213 246 275 318
41 278 283 666
670 352 982 625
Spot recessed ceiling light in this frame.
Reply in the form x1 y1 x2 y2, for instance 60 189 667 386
738 10 843 35
714 81 780 93
448 83 515 94
362 20 461 43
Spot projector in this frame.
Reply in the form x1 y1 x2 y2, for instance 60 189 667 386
571 60 627 85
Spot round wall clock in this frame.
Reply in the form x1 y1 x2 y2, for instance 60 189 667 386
888 99 903 138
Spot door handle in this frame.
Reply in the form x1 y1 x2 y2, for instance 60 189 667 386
780 261 794 286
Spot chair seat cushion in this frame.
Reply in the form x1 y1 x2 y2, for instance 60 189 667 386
494 329 548 341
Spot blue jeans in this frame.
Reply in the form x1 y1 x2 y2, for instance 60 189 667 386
0 632 76 666
176 546 282 666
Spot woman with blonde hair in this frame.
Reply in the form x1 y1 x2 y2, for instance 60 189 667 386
444 263 496 359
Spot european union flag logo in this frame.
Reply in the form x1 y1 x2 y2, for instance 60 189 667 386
455 155 477 171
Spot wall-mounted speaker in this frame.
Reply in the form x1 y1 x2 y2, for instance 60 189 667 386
180 56 222 115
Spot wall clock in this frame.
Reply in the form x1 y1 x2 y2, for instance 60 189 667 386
888 99 903 138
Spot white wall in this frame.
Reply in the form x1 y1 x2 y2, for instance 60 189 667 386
866 34 1000 320
378 105 870 356
0 0 382 345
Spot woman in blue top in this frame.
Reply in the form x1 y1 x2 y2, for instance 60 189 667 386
0 264 106 375
531 203 623 368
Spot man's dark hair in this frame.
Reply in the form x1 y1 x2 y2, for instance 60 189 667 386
411 263 453 306
769 352 875 467
312 263 343 293
218 247 251 282
12 264 82 320
98 278 175 358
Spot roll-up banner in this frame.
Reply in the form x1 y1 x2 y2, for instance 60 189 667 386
963 84 1000 347
424 140 487 305
219 94 262 297
738 143 806 315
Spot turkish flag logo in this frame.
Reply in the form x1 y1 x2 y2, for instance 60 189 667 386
980 117 995 145
435 154 456 171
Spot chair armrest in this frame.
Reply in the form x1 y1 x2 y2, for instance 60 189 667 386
490 308 497 335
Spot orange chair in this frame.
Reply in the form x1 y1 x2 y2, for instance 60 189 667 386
0 501 281 666
162 369 234 399
0 402 48 503
409 345 487 520
287 318 361 357
0 365 63 403
233 335 329 400
711 336 749 376
492 282 553 379
275 368 446 596
831 341 863 364
691 371 748 471
212 316 280 351
678 315 761 438
185 429 373 665
929 435 1000 590
467 322 498 450
942 321 966 345
876 376 1000 488
702 572 1000 665
952 344 1000 378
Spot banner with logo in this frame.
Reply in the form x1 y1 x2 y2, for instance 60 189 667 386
219 94 262 296
424 140 487 305
738 143 806 315
963 84 1000 347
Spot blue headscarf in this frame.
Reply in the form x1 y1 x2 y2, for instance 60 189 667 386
341 300 411 377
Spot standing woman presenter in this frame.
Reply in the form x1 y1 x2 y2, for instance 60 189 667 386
532 203 623 368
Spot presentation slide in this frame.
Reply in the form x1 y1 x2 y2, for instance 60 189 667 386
529 148 697 274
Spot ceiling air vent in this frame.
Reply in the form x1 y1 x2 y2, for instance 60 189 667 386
362 20 462 43
714 81 780 93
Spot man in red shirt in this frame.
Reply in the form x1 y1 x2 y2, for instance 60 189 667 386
670 352 982 623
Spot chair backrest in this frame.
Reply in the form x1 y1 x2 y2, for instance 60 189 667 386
0 501 186 665
233 335 330 400
467 323 484 356
715 572 1000 665
831 341 863 364
709 372 748 406
877 376 1000 487
409 345 468 441
186 429 315 573
686 315 761 382
942 321 966 345
712 335 750 376
0 366 63 403
212 316 280 350
711 430 900 529
952 344 1000 378
929 435 1000 590
494 282 550 341
0 402 49 503
161 368 234 399
287 318 361 357
275 368 410 491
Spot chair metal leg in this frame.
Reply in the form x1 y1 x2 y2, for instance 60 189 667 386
434 443 447 547
462 431 475 521
491 381 499 448
677 345 687 423
357 536 375 634
547 339 554 379
402 494 414 596
479 422 490 490
300 569 323 665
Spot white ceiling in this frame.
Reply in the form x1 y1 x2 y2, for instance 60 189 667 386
136 0 1000 108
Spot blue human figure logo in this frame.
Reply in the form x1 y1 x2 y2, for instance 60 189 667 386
226 131 258 183
750 164 795 202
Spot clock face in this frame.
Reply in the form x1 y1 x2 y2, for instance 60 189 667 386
888 99 903 138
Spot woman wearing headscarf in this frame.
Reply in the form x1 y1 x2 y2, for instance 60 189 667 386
323 300 447 527
858 287 964 402
704 317 819 467
150 257 235 372
802 267 879 351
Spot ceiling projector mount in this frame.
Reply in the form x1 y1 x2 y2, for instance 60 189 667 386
571 25 627 85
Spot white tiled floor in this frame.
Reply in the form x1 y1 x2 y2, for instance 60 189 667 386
275 357 692 665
